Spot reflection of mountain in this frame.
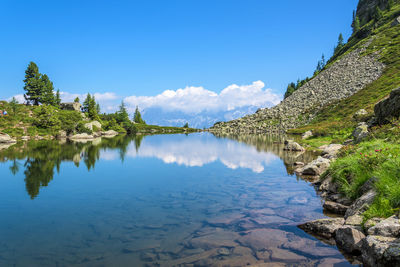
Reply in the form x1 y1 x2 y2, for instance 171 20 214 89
142 106 261 128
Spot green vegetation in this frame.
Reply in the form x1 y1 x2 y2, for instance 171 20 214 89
290 0 400 222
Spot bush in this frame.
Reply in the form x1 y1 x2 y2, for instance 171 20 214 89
58 110 82 135
33 105 61 130
76 122 92 134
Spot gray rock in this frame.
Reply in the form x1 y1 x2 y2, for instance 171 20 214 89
368 216 400 237
321 144 343 159
302 130 313 139
298 218 344 239
374 87 400 125
57 130 67 139
335 226 365 254
362 235 399 267
359 177 377 196
0 133 16 144
364 218 385 231
300 156 331 176
283 140 305 151
353 109 369 121
352 122 369 144
60 102 81 112
323 201 349 215
69 133 94 140
345 190 377 219
84 121 102 131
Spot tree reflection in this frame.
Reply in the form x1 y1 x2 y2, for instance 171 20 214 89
0 135 139 199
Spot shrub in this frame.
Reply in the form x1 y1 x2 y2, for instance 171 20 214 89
76 122 92 134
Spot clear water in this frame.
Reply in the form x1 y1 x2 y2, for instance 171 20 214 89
0 133 353 266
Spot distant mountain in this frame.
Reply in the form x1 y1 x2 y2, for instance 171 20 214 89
141 105 272 128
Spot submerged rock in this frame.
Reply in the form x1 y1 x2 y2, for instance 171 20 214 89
298 218 344 239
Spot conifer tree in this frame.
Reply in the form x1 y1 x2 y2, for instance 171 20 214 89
82 94 92 113
74 97 80 103
375 6 383 21
117 101 129 123
55 90 61 107
354 16 360 32
41 74 56 105
133 106 145 124
334 33 345 55
23 62 44 105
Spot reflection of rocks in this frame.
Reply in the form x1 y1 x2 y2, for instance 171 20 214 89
0 133 16 144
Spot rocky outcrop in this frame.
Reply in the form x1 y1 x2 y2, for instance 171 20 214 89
210 40 385 133
321 144 343 159
68 133 94 140
335 226 366 254
392 16 400 27
60 102 82 112
367 216 400 237
101 130 119 137
301 130 313 139
353 109 369 121
0 133 17 144
374 87 400 124
84 121 102 131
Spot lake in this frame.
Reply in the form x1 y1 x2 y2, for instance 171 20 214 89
0 133 353 266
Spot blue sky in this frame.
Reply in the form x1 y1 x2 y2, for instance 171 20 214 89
0 0 358 116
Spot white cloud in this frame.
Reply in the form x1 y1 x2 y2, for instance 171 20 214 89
124 81 281 114
59 92 118 103
7 94 25 103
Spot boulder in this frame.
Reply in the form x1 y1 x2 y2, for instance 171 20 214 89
300 156 331 176
362 235 399 267
0 133 17 144
57 130 67 139
368 216 400 237
319 176 339 194
364 218 385 232
84 121 102 131
374 87 400 125
60 102 82 112
392 16 400 27
321 144 343 159
345 190 377 219
298 218 344 239
352 122 369 144
335 226 365 254
353 109 369 121
302 130 313 139
69 133 94 140
283 140 305 151
323 201 349 215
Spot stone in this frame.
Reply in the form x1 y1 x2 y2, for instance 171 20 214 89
352 122 369 144
294 161 304 166
217 247 231 256
374 87 400 125
361 235 398 267
237 229 288 250
323 201 349 215
392 16 400 27
60 102 81 112
335 226 365 254
358 177 377 196
188 229 239 250
368 216 400 237
302 130 313 139
345 215 364 227
0 133 16 144
270 247 307 262
84 120 102 131
255 250 271 261
300 156 331 176
57 130 67 139
364 218 385 231
317 258 347 267
282 238 339 257
321 144 343 159
319 176 339 194
283 140 305 151
298 218 344 239
68 133 95 140
345 190 376 219
353 109 368 121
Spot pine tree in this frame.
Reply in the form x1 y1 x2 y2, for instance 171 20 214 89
55 90 61 107
23 62 44 105
74 97 80 103
117 101 129 123
41 74 56 105
82 94 92 113
9 97 19 115
133 106 145 124
375 6 383 21
387 0 394 11
354 16 360 32
334 33 345 55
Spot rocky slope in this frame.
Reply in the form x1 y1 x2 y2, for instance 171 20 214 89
210 40 385 133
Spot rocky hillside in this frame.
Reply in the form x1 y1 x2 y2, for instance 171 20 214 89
210 0 399 134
